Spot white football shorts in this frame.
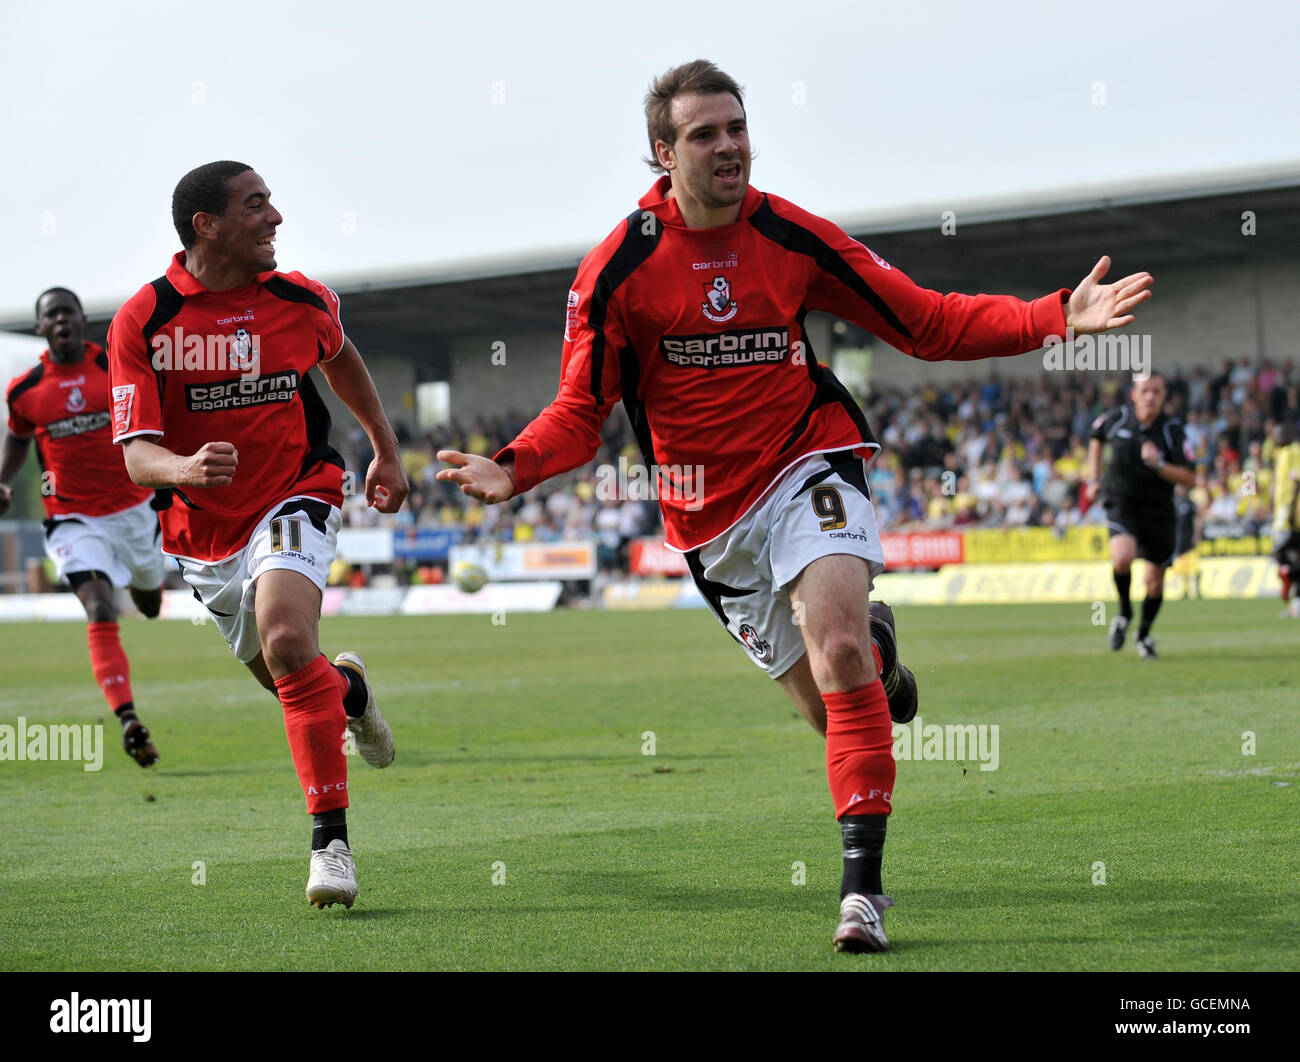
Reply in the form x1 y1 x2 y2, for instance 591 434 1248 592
44 496 165 590
683 449 885 678
175 495 341 663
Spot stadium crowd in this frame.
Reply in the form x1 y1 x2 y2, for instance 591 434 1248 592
338 357 1300 567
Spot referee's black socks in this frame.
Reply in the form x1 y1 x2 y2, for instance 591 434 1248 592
1114 570 1133 620
1138 594 1163 640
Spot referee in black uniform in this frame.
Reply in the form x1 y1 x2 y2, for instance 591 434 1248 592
1084 373 1198 657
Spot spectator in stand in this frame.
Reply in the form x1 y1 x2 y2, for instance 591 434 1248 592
1258 358 1278 398
1183 409 1210 467
1208 359 1233 410
595 500 622 571
1001 466 1035 527
1229 356 1255 406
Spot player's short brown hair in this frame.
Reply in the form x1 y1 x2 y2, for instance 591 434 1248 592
644 60 745 173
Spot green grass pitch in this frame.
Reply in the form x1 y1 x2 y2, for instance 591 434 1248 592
0 599 1295 971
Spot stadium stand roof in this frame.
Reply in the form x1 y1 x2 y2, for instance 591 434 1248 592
6 162 1298 366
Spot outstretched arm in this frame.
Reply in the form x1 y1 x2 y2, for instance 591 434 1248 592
1065 256 1153 334
442 237 629 502
787 193 1154 360
318 337 408 514
436 451 515 504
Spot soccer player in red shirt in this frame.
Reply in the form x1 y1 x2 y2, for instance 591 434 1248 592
108 162 409 909
438 61 1154 952
1 287 165 767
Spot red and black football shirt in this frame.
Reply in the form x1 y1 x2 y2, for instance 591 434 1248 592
498 177 1071 551
6 342 153 518
108 252 346 561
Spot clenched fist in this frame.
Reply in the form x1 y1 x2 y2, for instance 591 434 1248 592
181 442 239 487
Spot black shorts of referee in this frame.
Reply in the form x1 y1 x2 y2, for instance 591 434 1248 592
1106 498 1176 567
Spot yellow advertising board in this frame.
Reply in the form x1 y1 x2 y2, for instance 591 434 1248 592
963 526 1271 563
935 557 1275 604
962 526 1112 563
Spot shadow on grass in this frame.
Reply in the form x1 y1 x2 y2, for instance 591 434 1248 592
553 870 814 914
319 907 408 921
150 766 269 778
398 751 734 769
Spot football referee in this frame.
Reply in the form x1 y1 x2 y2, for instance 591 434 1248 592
1085 373 1197 657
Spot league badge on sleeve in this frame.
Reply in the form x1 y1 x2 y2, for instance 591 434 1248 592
111 384 135 437
564 289 581 342
853 239 892 271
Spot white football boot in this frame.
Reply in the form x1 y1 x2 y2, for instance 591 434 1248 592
306 839 358 909
833 893 894 953
335 651 395 768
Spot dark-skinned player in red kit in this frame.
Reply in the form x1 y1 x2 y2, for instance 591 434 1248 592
109 161 409 909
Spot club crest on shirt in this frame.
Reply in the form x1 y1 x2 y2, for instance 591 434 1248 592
65 386 86 413
230 328 258 371
701 275 738 324
738 623 773 664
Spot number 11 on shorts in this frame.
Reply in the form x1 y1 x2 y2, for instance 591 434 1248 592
270 517 303 553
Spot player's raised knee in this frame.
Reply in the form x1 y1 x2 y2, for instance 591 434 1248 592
258 621 317 676
71 573 117 623
817 633 877 688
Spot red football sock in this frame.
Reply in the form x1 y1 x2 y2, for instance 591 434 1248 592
275 654 349 814
824 680 895 819
87 621 133 711
1280 567 1292 602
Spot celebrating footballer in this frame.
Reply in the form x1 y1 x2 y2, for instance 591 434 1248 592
2 287 167 767
438 60 1154 953
107 162 409 909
